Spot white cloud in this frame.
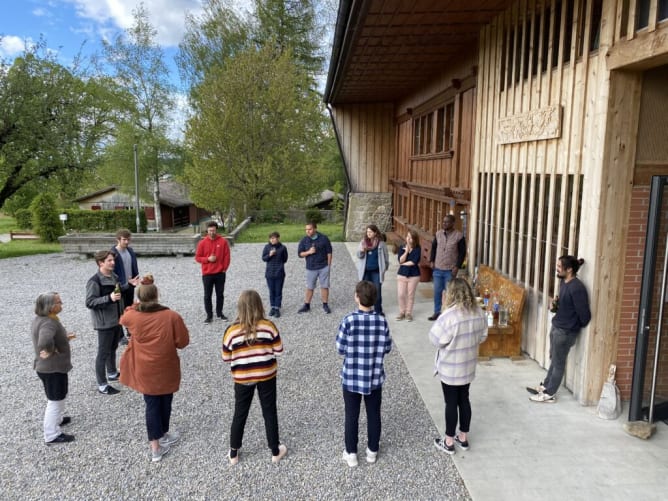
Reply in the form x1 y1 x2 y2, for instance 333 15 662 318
0 36 34 57
65 0 205 47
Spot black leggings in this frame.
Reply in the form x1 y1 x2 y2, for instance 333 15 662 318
441 382 471 437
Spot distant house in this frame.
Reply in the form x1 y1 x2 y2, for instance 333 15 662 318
309 189 344 210
73 180 210 231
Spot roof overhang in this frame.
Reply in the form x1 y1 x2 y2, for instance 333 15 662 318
325 0 512 104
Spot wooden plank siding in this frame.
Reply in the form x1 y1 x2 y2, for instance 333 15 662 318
469 0 668 403
330 103 396 193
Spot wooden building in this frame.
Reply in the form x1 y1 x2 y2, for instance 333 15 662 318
325 0 668 412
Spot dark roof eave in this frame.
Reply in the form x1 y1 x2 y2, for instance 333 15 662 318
323 0 355 104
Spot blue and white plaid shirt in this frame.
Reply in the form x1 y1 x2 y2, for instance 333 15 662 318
336 309 392 395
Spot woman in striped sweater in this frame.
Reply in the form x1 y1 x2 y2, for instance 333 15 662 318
221 290 287 465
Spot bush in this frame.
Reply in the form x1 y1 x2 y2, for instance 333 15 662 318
305 208 323 224
64 209 147 233
15 209 33 229
30 194 64 243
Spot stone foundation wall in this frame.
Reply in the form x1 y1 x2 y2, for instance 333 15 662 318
345 192 393 241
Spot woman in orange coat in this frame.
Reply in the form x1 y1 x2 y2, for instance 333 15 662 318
120 284 189 463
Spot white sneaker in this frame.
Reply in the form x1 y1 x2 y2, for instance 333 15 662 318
271 444 288 463
151 444 170 462
342 450 358 467
529 392 556 403
158 430 180 446
365 447 378 464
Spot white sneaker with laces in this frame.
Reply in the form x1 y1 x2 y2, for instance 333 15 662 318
159 430 180 447
365 447 378 464
530 392 556 403
342 450 358 467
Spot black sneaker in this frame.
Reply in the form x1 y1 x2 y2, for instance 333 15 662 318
98 385 120 395
107 372 120 382
268 308 276 317
203 317 213 324
60 416 72 426
274 308 281 318
323 304 331 314
46 433 75 445
433 437 455 455
454 435 469 450
428 313 440 321
298 304 310 313
218 314 228 321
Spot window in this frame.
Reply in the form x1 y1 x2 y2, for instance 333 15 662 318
412 104 455 155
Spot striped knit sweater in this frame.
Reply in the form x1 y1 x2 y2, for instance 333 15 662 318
222 319 283 384
429 304 488 385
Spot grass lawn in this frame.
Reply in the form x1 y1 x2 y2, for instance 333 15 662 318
0 240 63 259
0 213 62 259
234 221 345 243
0 213 18 233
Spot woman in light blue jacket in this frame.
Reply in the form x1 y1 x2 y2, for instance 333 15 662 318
356 224 389 315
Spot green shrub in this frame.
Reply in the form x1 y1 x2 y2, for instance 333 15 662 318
64 209 147 233
15 209 33 229
30 194 64 243
305 208 323 224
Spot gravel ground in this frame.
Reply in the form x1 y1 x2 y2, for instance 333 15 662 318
0 243 470 500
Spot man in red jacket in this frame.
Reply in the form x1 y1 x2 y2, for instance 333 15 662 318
195 221 231 323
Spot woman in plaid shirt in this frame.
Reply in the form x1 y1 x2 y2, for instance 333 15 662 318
336 280 393 467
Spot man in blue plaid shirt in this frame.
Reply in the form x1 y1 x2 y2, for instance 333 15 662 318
336 280 393 467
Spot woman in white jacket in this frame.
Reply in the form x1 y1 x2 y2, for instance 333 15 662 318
356 224 389 315
429 278 488 455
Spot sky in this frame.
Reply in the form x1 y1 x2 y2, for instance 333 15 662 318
1 0 335 137
0 0 255 137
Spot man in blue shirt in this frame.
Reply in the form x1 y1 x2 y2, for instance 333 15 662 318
336 280 392 467
297 221 333 313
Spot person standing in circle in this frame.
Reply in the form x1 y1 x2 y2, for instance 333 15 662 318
120 284 190 462
396 228 422 322
222 290 286 465
430 278 487 455
297 221 333 314
356 224 389 315
111 228 140 345
195 221 231 323
32 292 76 444
262 231 288 318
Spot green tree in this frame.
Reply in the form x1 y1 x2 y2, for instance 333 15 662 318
254 0 325 81
101 3 180 231
176 0 251 95
0 44 114 210
185 44 327 213
30 193 63 242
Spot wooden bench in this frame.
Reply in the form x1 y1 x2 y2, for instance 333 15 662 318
476 264 526 358
9 231 39 241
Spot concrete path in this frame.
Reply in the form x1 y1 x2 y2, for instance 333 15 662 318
344 242 668 501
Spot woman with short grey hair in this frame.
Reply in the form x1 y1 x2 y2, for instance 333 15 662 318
32 292 76 444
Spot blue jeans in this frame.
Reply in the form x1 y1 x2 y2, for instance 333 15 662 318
266 275 285 308
343 387 383 453
363 269 383 314
432 269 453 315
544 326 578 395
143 393 173 441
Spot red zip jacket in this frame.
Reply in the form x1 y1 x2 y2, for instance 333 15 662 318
195 235 231 275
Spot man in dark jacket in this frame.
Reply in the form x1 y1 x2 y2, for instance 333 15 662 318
110 228 140 345
85 250 124 395
530 255 591 403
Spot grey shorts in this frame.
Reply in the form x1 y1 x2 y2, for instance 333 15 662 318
305 266 330 289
